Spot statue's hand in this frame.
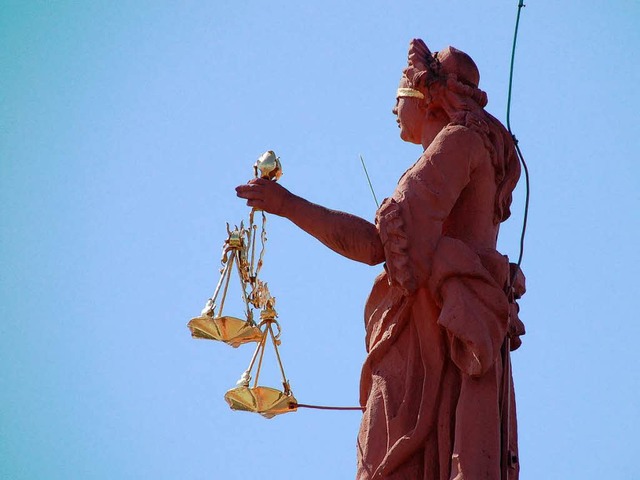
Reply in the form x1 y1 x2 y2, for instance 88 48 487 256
235 177 293 217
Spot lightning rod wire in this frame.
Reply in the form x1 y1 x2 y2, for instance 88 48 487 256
506 0 530 274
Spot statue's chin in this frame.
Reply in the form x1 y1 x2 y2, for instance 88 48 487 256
399 129 421 145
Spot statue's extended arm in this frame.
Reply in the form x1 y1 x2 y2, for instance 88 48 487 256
236 178 384 266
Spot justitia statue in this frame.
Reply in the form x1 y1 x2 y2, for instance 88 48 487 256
236 38 526 480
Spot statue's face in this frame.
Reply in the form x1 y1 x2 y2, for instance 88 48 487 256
392 77 425 145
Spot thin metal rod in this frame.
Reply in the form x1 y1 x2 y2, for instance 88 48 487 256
514 142 529 273
216 254 235 316
245 330 268 381
233 250 253 322
249 225 257 278
505 0 530 281
249 209 257 275
503 5 526 478
359 155 379 208
255 211 267 278
506 0 525 134
269 322 289 385
292 403 365 412
210 257 230 307
501 337 513 480
252 330 268 388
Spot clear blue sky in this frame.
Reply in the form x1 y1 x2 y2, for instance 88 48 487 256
1 2 639 479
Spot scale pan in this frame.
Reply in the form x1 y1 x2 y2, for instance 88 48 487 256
224 386 297 419
187 315 262 348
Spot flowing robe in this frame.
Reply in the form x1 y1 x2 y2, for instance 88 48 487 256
356 123 525 480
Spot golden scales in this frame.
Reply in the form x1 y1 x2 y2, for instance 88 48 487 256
187 151 297 418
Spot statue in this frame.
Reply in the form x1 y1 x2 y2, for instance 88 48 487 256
236 38 526 480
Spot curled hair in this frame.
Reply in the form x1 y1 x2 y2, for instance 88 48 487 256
445 76 488 108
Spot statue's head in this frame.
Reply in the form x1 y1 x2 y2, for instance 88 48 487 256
399 38 487 109
437 46 480 89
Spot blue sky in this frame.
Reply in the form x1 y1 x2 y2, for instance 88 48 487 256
1 2 639 479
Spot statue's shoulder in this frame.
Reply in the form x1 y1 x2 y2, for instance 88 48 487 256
450 109 493 134
427 123 487 157
440 122 486 142
417 123 490 176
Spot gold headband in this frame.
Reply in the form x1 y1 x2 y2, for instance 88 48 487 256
396 87 425 100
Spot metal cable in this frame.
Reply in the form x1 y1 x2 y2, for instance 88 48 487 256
506 0 530 276
291 403 365 412
503 4 528 478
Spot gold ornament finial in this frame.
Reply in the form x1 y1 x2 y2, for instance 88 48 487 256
254 150 282 181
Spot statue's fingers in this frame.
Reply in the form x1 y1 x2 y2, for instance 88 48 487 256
252 177 270 186
245 198 264 209
236 184 262 199
236 183 255 192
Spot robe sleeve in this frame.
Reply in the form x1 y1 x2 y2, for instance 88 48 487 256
376 124 484 295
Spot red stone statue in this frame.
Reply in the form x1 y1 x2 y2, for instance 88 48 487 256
236 38 525 480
